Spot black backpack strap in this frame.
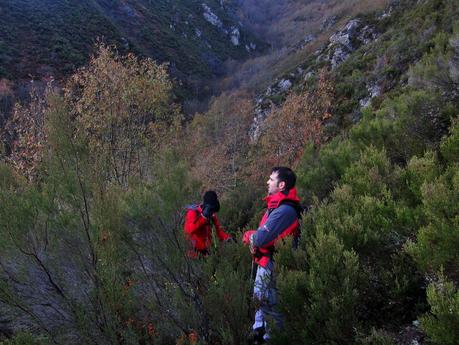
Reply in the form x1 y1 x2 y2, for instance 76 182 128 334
278 200 307 249
279 200 305 220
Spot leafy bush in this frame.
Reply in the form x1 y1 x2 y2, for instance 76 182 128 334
304 230 359 344
351 90 453 164
274 231 359 344
0 333 48 345
406 167 459 274
357 328 395 345
297 138 359 202
65 43 178 187
311 147 397 252
421 275 459 345
440 116 459 164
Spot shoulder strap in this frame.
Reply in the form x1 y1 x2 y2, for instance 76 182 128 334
278 200 307 249
185 204 199 211
184 204 201 224
279 200 305 220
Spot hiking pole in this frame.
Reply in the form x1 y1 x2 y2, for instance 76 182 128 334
251 259 257 282
210 217 218 252
248 235 257 288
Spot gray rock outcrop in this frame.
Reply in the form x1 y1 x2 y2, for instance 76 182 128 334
248 17 380 142
326 19 378 69
202 3 223 28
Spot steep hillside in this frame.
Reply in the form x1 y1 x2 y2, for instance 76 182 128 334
232 0 389 47
220 0 390 93
0 0 265 87
1 0 459 344
189 0 459 343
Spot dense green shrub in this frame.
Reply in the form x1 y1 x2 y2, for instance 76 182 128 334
305 230 359 344
397 152 440 204
297 139 359 203
310 147 396 252
274 231 359 345
405 118 458 277
351 90 454 164
357 328 395 345
406 167 459 274
440 117 459 163
0 333 48 345
421 275 459 345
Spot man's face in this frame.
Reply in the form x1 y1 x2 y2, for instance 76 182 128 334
267 171 285 195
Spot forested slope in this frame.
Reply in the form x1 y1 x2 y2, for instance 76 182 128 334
0 0 458 344
0 0 266 125
0 0 263 80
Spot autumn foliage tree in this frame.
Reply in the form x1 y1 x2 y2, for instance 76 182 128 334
65 43 180 187
2 85 49 181
0 42 257 345
250 68 335 183
186 90 254 192
0 44 191 344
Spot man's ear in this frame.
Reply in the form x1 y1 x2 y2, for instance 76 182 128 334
278 180 286 191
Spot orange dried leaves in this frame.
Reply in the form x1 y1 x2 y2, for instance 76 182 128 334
4 85 48 181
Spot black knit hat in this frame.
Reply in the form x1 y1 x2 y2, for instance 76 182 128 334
203 190 220 212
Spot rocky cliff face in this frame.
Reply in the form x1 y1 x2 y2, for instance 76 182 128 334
249 9 386 141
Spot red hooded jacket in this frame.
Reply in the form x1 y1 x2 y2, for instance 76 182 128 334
184 204 230 254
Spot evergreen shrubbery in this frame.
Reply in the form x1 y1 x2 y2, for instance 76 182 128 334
1 1 459 344
276 10 459 342
0 45 252 344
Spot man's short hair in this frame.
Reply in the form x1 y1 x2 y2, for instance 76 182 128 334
272 166 296 191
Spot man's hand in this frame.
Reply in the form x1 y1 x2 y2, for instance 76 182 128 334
242 230 257 254
224 236 237 244
202 204 215 219
249 234 257 255
242 230 255 245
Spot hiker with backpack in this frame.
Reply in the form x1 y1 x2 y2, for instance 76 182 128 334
242 167 302 344
183 190 232 257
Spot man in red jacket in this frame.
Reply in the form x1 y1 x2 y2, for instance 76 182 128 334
243 167 301 344
183 190 231 257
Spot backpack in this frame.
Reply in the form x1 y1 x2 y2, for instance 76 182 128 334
278 200 307 249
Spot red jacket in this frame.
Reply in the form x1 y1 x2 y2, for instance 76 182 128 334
243 188 301 267
183 204 230 253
